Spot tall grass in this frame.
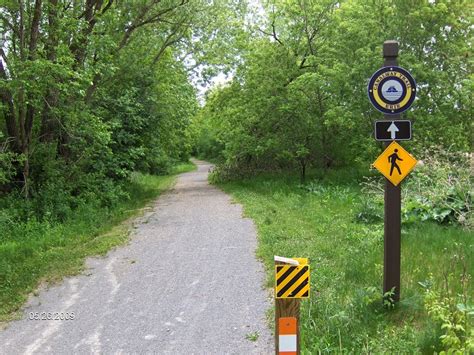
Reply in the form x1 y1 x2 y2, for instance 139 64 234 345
0 162 196 322
218 170 473 352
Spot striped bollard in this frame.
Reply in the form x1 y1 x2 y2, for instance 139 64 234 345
278 317 297 355
274 256 310 355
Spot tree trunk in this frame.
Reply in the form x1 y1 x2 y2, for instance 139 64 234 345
40 0 59 143
0 59 20 151
19 0 42 198
299 159 306 184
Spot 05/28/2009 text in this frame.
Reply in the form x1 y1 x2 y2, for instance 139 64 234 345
28 312 75 321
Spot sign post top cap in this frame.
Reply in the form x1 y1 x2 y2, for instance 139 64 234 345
274 255 299 265
383 40 399 57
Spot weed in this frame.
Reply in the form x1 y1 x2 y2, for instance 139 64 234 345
217 170 473 352
0 162 195 321
362 147 472 228
245 331 260 342
421 244 474 352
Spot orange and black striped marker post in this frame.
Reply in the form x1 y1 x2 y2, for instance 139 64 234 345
274 256 310 355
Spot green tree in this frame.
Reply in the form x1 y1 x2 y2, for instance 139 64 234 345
192 0 472 180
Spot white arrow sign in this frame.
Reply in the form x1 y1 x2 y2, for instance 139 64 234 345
387 121 399 140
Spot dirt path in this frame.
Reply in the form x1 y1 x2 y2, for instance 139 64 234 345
0 160 272 354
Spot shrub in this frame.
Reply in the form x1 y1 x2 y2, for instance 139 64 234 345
208 160 259 183
420 244 474 353
360 146 472 228
0 134 23 187
405 146 472 227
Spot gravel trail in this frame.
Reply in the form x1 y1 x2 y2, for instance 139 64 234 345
0 160 272 354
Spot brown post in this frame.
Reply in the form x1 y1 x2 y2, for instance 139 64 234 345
275 260 301 354
382 40 401 303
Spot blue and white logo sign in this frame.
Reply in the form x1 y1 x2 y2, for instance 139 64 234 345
381 81 403 101
368 66 416 114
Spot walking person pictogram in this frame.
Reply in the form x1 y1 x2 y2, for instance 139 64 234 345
373 141 417 187
388 149 403 176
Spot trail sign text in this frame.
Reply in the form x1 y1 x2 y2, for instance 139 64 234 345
368 66 416 114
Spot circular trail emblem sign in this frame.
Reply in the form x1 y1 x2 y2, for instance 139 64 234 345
368 66 416 114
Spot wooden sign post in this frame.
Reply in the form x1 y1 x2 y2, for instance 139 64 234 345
274 256 309 354
382 40 402 303
275 262 300 354
369 41 418 304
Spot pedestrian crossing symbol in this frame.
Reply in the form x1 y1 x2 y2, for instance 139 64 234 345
275 262 310 299
372 141 417 186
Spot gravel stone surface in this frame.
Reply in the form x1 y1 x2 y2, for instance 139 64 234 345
0 160 273 354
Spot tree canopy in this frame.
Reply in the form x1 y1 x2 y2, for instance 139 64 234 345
191 0 472 181
0 0 246 218
0 0 472 214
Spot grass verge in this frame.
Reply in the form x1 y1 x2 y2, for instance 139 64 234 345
0 161 196 322
217 170 473 353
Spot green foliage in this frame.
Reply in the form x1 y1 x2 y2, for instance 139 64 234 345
355 198 384 224
189 109 225 161
191 0 472 182
245 331 260 342
421 245 474 353
0 0 217 223
361 147 472 228
217 170 473 352
405 147 472 228
0 162 195 321
0 133 23 186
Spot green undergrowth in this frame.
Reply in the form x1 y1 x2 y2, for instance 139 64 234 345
217 169 473 353
0 161 196 322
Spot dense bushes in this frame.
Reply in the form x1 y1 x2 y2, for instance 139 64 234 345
0 166 194 320
404 148 472 227
360 147 472 228
0 1 201 226
192 0 471 183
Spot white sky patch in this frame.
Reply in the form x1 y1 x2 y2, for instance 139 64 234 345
246 0 266 28
210 72 232 88
193 70 234 106
191 0 267 105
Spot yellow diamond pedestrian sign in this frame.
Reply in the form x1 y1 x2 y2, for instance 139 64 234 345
373 141 417 186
